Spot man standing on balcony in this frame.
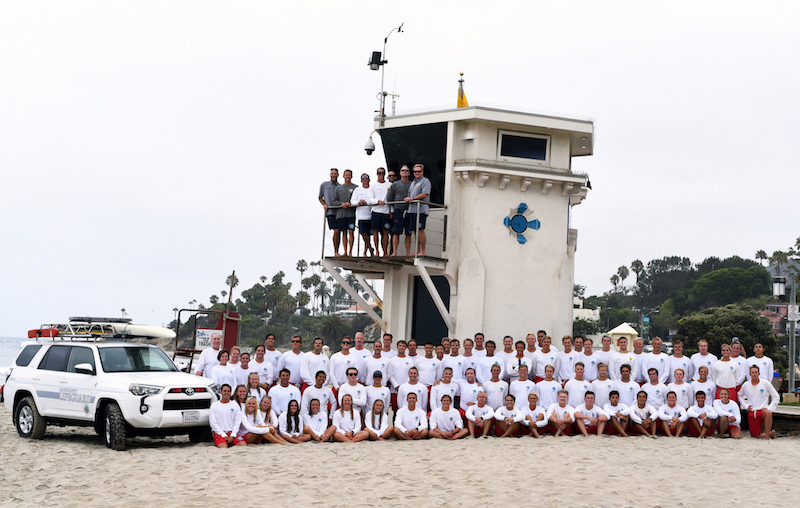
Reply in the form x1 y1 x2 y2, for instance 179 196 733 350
351 173 375 257
404 163 431 257
318 167 341 256
332 169 357 257
369 167 392 257
387 165 412 256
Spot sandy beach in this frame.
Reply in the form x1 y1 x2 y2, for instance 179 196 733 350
0 405 796 508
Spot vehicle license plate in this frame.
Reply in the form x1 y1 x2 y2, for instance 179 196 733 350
182 411 200 423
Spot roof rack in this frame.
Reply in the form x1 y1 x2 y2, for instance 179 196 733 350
28 319 175 343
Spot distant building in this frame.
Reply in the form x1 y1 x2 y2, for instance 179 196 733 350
335 303 379 318
573 297 600 322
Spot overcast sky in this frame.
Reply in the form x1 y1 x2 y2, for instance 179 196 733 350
2 1 798 337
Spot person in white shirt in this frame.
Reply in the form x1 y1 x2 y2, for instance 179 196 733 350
351 332 372 366
593 335 614 368
246 372 267 404
416 343 443 388
609 336 638 383
603 391 631 437
564 362 592 408
364 399 393 440
429 394 469 440
506 341 533 384
535 364 562 410
558 335 578 386
658 391 688 437
232 384 248 411
331 394 369 442
532 336 560 383
406 339 421 365
690 365 716 407
237 396 272 445
458 367 483 409
510 364 537 410
195 333 222 377
380 333 397 360
577 339 599 382
300 338 330 389
369 168 392 256
690 339 718 382
278 400 311 443
668 340 693 384
461 339 479 376
270 369 302 416
228 346 241 369
537 330 559 352
351 173 375 257
523 333 538 374
276 335 305 387
388 340 414 411
615 364 639 408
430 367 461 411
441 337 451 356
234 352 256 388
251 345 275 390
642 368 669 408
483 363 509 410
573 335 584 355
442 338 467 381
303 398 336 443
393 393 429 440
397 367 428 411
301 371 337 416
546 390 575 437
209 384 243 448
713 388 742 439
730 340 749 388
494 394 524 438
365 371 391 417
521 392 548 438
258 396 289 445
263 334 282 374
330 336 359 390
630 391 658 438
476 341 505 384
642 337 670 385
667 368 693 409
746 343 775 384
494 336 516 382
211 350 237 389
337 367 367 413
712 344 740 402
472 333 487 358
361 341 389 386
631 338 647 384
591 363 616 408
739 365 779 440
686 391 717 438
465 391 495 438
574 391 608 437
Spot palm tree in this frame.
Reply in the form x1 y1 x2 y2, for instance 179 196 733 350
610 274 620 292
321 314 346 344
617 266 629 288
771 250 789 275
121 308 127 317
210 295 219 305
220 290 228 299
315 283 331 315
755 250 768 266
630 259 644 284
260 275 267 284
296 259 308 280
297 290 311 312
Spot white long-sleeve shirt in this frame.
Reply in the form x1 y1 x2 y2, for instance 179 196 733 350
430 407 464 432
564 378 592 408
630 404 658 425
329 351 360 388
337 383 367 412
574 403 608 426
690 352 718 381
397 382 428 410
196 347 221 377
350 186 373 220
269 384 301 416
304 410 330 436
687 403 717 424
545 403 576 422
667 382 694 409
615 379 640 407
510 380 537 409
506 356 533 384
494 406 524 424
368 180 391 214
590 378 616 408
535 379 562 409
332 408 363 434
711 359 740 389
251 359 274 387
577 353 600 382
476 356 505 384
746 356 775 383
365 385 391 415
237 410 271 437
211 363 237 389
394 406 428 433
388 356 416 389
365 411 390 435
457 379 483 408
300 352 330 386
642 353 670 384
730 355 748 386
609 352 638 382
301 385 337 416
430 382 460 410
465 404 495 423
712 399 740 426
642 382 668 408
557 350 578 382
657 404 688 423
360 356 390 386
441 355 467 381
521 405 548 427
690 379 716 406
603 402 631 421
416 356 443 387
739 379 780 412
277 351 305 385
483 380 509 410
233 364 257 388
668 355 694 384
209 400 242 436
632 352 648 383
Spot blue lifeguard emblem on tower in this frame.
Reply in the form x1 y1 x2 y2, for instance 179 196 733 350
503 203 541 245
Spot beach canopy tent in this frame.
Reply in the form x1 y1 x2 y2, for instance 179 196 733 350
607 323 639 347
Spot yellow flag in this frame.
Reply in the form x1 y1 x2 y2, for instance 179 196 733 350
457 74 469 108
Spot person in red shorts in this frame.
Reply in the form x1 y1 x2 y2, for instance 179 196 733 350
739 365 779 439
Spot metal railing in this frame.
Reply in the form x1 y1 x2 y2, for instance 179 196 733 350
321 200 447 260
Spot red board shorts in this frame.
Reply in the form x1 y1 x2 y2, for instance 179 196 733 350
715 385 739 403
687 418 715 437
548 421 573 436
213 432 232 446
748 409 768 437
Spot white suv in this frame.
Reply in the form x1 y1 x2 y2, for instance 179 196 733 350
4 340 216 450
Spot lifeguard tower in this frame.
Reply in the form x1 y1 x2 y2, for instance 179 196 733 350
321 105 593 344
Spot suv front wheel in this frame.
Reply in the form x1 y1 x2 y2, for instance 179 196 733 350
104 402 127 451
15 397 46 439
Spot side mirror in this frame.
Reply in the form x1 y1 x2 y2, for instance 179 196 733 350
74 363 95 375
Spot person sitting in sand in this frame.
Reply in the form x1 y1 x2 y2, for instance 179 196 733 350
258 396 289 445
465 391 495 438
303 398 336 443
657 391 688 437
686 391 717 438
331 394 369 443
364 399 394 440
546 389 576 437
209 384 243 448
278 399 312 444
603 390 630 437
574 391 608 437
494 394 524 437
521 392 548 438
629 391 658 438
429 394 469 440
712 388 742 439
236 396 273 445
393 392 429 440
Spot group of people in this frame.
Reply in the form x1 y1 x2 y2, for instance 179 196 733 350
318 165 432 258
196 330 780 448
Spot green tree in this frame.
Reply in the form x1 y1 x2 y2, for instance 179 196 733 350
297 291 311 316
573 284 586 299
573 318 602 337
755 250 768 266
617 266 629 289
296 259 308 280
321 314 346 344
610 274 620 292
630 259 644 284
675 303 775 358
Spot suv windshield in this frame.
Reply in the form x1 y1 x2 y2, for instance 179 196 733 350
99 347 178 373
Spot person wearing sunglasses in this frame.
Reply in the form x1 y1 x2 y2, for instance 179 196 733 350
337 367 367 414
277 334 305 388
404 163 431 256
351 173 375 257
369 167 392 256
386 165 413 256
330 336 360 394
